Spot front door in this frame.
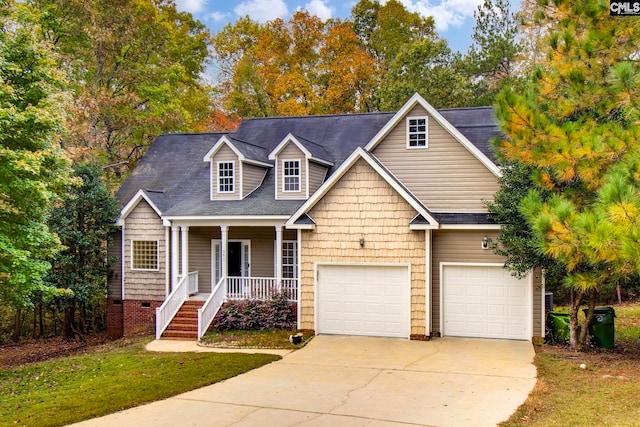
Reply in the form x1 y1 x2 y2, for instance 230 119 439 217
211 240 251 290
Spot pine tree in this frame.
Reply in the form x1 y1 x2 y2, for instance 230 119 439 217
494 0 640 350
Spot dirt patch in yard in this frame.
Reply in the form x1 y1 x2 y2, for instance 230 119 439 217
0 334 111 369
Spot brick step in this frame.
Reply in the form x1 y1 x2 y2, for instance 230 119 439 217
161 330 198 340
165 323 198 332
173 311 199 319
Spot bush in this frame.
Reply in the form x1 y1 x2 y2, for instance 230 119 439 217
211 292 296 331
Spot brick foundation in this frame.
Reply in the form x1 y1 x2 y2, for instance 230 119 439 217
122 300 162 336
106 298 124 339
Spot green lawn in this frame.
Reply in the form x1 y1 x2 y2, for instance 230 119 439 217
0 338 280 427
501 303 640 426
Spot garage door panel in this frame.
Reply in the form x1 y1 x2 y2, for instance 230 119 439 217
443 265 529 340
317 265 410 338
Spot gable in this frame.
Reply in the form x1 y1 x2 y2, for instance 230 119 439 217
371 104 500 213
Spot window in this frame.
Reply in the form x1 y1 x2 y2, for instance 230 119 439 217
282 241 297 278
132 240 158 270
283 160 300 192
218 161 234 193
407 117 428 148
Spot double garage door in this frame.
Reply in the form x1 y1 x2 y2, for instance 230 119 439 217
442 264 530 340
316 263 530 340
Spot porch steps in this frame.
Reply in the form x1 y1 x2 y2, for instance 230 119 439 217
161 300 204 340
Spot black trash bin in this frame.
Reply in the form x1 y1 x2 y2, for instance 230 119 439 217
583 306 616 348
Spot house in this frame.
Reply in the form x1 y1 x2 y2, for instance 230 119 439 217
107 94 545 342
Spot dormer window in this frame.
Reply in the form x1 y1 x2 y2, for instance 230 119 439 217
407 117 428 148
283 160 300 192
218 161 234 193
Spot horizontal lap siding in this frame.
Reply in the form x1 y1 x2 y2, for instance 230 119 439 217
243 164 267 197
188 226 279 293
276 143 306 200
308 162 328 195
301 159 426 336
532 269 543 338
372 104 500 212
211 145 238 200
431 230 541 336
124 201 166 300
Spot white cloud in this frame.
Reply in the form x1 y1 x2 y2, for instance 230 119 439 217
299 0 334 21
234 0 289 22
396 0 482 32
174 0 207 14
208 11 229 23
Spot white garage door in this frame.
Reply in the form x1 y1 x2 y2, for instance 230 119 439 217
443 264 530 340
317 264 410 338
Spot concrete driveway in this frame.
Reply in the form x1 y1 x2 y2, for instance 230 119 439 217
73 336 536 427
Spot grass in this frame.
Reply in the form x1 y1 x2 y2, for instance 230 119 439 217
200 329 312 349
0 337 280 427
500 303 640 426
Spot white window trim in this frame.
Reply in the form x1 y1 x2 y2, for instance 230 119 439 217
217 161 235 193
282 159 301 193
281 240 298 279
406 116 428 149
131 239 159 271
211 240 251 287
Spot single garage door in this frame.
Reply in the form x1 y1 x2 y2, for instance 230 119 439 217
317 264 410 338
443 264 530 340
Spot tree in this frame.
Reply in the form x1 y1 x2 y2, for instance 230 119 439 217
351 0 469 110
465 0 522 106
486 161 566 285
0 0 72 317
213 12 377 117
46 163 119 340
27 0 213 183
494 0 640 350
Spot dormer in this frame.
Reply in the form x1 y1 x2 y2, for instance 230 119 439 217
203 136 271 201
268 133 333 200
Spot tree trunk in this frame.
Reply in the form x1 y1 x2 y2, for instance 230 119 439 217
12 309 23 343
580 289 598 347
617 284 622 305
64 303 76 340
568 289 584 351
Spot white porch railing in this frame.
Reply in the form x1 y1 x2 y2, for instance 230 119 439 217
227 277 298 301
197 276 227 340
155 271 198 339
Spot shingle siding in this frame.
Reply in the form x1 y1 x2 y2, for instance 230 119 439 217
123 200 166 300
300 159 427 336
372 104 500 212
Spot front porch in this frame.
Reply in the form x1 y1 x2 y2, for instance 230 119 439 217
156 272 299 340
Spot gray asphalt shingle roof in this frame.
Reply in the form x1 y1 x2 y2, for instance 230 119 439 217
116 107 503 223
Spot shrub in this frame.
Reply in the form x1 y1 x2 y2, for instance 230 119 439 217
211 292 296 331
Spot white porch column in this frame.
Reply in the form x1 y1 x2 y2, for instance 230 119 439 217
171 225 180 288
220 225 229 278
181 226 189 278
425 229 432 336
275 225 283 287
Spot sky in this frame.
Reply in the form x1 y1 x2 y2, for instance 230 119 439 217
174 0 486 54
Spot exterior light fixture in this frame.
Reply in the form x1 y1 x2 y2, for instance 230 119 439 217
481 236 489 250
359 237 365 248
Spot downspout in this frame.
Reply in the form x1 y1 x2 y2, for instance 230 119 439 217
121 222 126 301
296 228 302 330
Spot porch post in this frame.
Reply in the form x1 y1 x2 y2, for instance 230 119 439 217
180 226 189 278
275 225 283 290
171 225 180 288
220 225 228 278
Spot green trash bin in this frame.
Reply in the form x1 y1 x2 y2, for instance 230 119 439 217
547 312 571 343
583 306 616 349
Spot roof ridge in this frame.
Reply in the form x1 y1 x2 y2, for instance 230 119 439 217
243 111 396 122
